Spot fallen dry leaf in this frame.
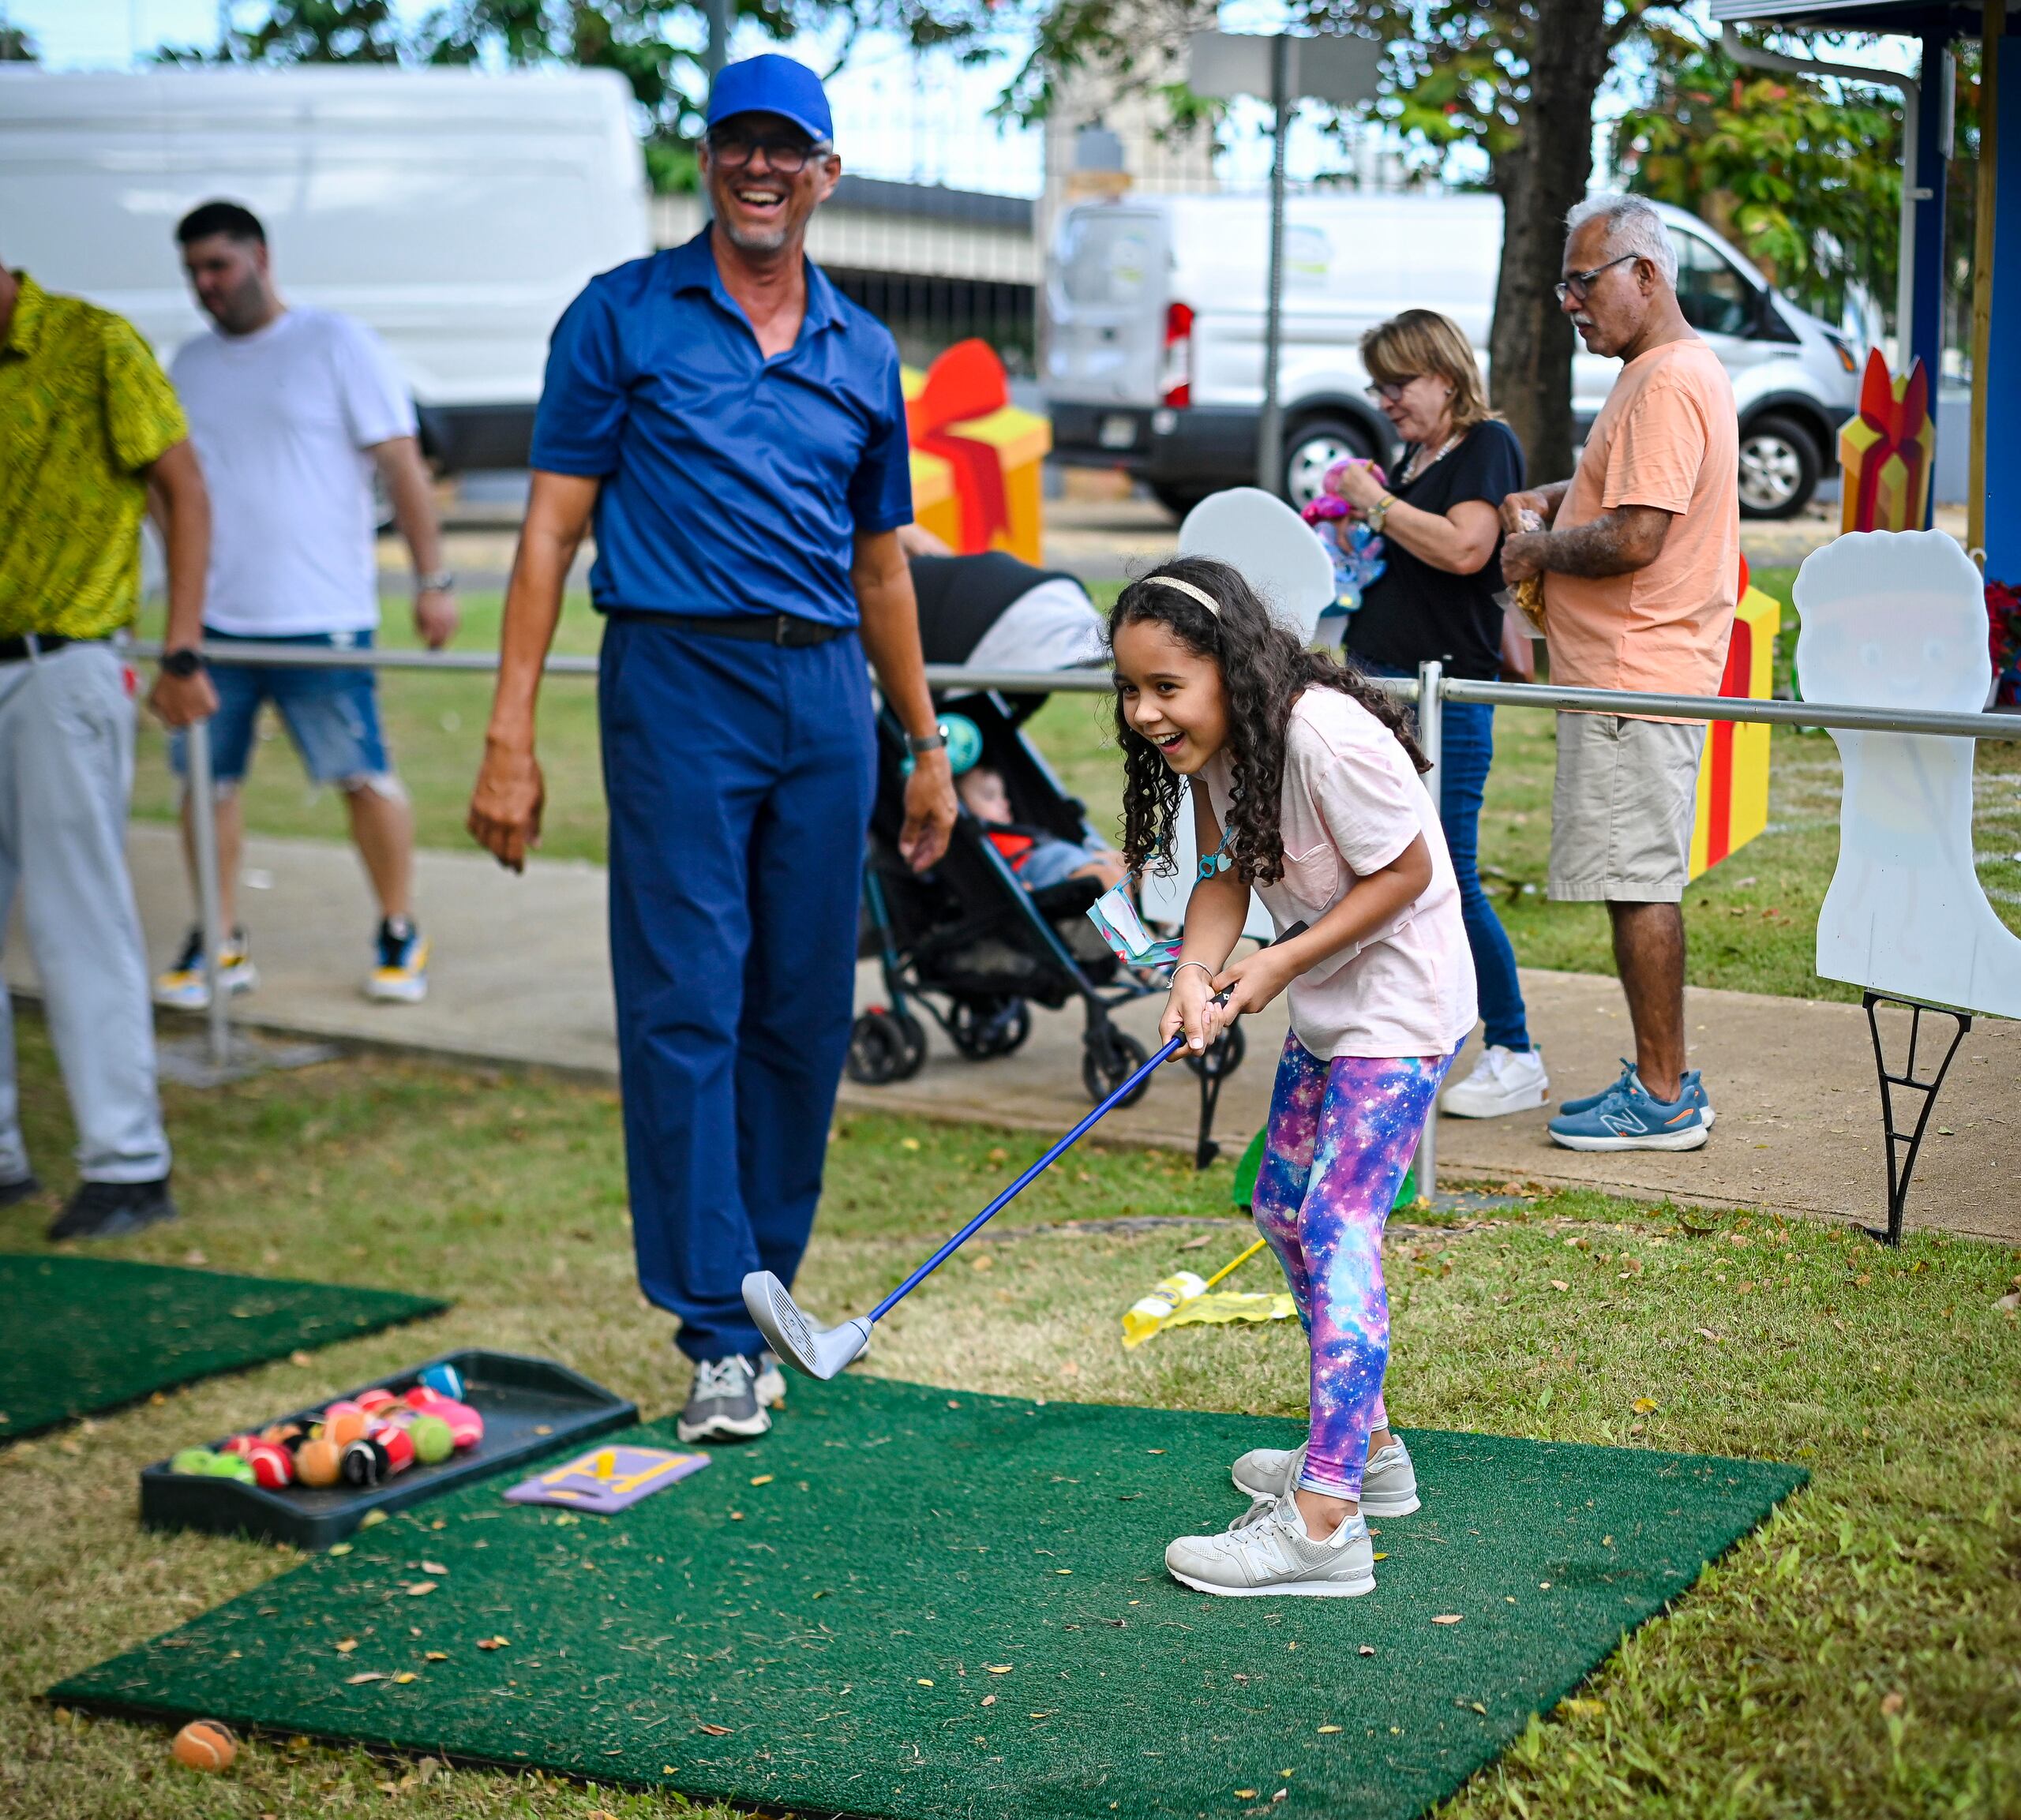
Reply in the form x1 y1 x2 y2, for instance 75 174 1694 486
1234 1791 1258 1800
1997 1292 2020 1313
985 1665 1014 1674
1432 1614 1464 1625
392 1672 418 1685
698 1722 733 1736
424 1652 448 1662
1562 1697 1604 1717
1630 1398 1658 1414
1318 1723 1342 1732
970 1254 995 1271
421 1561 448 1575
1179 1233 1213 1251
335 1638 358 1654
749 1474 774 1486
404 1581 437 1597
1881 1691 1905 1716
328 1543 354 1556
1357 1646 1375 1657
477 1636 509 1650
344 1672 384 1684
1550 1279 1570 1292
981 1695 996 1707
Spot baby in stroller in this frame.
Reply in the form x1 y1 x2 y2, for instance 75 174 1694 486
957 763 1127 894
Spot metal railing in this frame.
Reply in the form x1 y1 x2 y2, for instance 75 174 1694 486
141 636 2021 1199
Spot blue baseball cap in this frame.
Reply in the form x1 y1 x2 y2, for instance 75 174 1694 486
705 55 834 144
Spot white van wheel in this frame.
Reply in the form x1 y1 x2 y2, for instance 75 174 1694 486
1737 415 1820 519
1283 418 1377 509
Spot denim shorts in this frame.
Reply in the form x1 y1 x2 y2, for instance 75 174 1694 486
1018 833 1107 893
171 628 391 788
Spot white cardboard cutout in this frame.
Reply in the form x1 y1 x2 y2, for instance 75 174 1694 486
1140 488 1329 942
1178 487 1337 642
1794 530 2021 1016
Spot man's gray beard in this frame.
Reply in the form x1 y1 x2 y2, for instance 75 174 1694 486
715 215 791 254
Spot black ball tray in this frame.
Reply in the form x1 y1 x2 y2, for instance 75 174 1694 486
138 1348 637 1551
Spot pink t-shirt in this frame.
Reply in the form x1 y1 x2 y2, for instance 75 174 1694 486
1202 687 1477 1060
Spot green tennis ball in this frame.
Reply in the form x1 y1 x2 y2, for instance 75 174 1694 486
171 1447 216 1476
207 1453 257 1484
407 1414 454 1465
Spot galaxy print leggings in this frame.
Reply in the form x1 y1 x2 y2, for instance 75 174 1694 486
1250 1034 1450 1500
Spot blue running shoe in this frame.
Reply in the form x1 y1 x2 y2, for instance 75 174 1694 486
1559 1059 1715 1128
1549 1068 1710 1152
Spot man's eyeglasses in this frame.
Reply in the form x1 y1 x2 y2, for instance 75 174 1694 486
1364 377 1420 404
707 130 829 174
1554 253 1639 305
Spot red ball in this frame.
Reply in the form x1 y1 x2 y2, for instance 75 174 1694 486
246 1440 294 1490
219 1433 257 1459
355 1387 399 1414
405 1388 483 1448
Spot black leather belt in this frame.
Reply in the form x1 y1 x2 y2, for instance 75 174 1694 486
606 609 848 648
0 632 89 665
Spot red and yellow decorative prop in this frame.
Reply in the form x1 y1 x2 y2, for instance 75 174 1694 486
903 339 1050 563
1689 553 1781 878
1839 348 1934 534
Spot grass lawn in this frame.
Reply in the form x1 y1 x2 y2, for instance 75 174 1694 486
2 1017 2017 1818
131 567 2021 1005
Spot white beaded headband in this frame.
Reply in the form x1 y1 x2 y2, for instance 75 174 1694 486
1142 575 1221 616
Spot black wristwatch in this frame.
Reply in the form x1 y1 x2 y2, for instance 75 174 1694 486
160 647 205 679
905 730 947 757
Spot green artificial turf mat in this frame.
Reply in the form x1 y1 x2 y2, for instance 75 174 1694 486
54 1372 1803 1820
0 1254 446 1441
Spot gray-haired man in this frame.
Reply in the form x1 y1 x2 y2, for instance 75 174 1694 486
1498 193 1739 1152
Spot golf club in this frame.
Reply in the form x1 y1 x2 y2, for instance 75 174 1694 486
744 923 1307 1379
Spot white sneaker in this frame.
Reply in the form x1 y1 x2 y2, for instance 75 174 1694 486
754 1350 787 1409
1439 1045 1549 1118
1167 1496 1375 1597
1229 1434 1420 1519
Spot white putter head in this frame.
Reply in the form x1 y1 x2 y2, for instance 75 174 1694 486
1177 485 1337 645
741 1271 872 1380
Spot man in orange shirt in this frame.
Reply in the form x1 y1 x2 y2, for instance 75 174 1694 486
1500 194 1739 1152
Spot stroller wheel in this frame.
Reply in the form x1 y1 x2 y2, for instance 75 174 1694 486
948 997 1031 1062
1184 1019 1247 1081
890 1009 928 1079
1082 1028 1151 1107
846 1011 909 1087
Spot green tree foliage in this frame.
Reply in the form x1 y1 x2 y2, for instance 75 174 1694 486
0 23 39 60
1611 31 1901 325
221 0 405 61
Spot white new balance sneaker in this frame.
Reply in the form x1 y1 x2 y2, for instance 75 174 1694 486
1439 1045 1549 1118
1229 1434 1421 1519
1168 1496 1376 1597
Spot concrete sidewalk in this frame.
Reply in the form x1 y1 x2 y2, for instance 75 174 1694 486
18 824 2014 1245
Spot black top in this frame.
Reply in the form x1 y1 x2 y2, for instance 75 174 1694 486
908 552 1085 665
1344 418 1524 682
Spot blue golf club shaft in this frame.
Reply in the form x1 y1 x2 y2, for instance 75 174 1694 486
866 922 1307 1324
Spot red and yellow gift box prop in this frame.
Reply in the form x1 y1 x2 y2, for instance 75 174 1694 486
1839 348 1934 534
1688 554 1781 879
903 339 1050 564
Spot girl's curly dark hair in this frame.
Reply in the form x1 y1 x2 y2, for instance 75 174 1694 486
1109 555 1428 886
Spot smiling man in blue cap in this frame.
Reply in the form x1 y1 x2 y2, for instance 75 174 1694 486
469 54 957 1444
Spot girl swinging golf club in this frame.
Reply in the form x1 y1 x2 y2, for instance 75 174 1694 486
1111 556 1477 1597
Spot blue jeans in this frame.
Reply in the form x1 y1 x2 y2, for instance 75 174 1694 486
169 627 388 786
1356 663 1532 1053
600 616 876 1363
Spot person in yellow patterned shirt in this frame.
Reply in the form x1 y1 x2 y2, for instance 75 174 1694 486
0 259 216 1240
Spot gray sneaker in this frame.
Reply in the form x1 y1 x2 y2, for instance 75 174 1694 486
1168 1496 1376 1597
754 1350 787 1410
1560 1058 1716 1129
676 1354 771 1444
1229 1434 1420 1518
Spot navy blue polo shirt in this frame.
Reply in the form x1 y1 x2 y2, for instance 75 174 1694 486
530 231 913 627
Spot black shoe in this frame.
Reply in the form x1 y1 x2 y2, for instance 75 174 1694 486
47 1177 178 1241
675 1354 771 1444
0 1173 42 1210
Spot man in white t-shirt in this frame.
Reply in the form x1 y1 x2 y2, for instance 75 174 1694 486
156 200 456 1008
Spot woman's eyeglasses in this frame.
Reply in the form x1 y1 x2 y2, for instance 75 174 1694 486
1554 253 1639 305
707 131 827 174
1365 377 1420 404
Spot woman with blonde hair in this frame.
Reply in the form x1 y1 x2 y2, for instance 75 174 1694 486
1327 308 1544 1119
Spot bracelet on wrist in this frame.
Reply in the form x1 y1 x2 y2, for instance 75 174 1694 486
1170 960 1215 987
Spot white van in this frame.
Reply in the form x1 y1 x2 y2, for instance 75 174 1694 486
1044 191 1863 519
0 66 651 470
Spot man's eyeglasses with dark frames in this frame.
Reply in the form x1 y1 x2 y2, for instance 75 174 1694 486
707 130 831 174
1554 253 1640 305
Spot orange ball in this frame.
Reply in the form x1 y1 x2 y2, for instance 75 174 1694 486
171 1719 237 1772
326 1410 369 1447
294 1436 343 1487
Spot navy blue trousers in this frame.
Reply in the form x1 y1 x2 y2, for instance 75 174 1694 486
599 617 876 1362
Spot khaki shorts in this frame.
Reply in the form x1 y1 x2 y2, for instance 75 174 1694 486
1547 713 1707 904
